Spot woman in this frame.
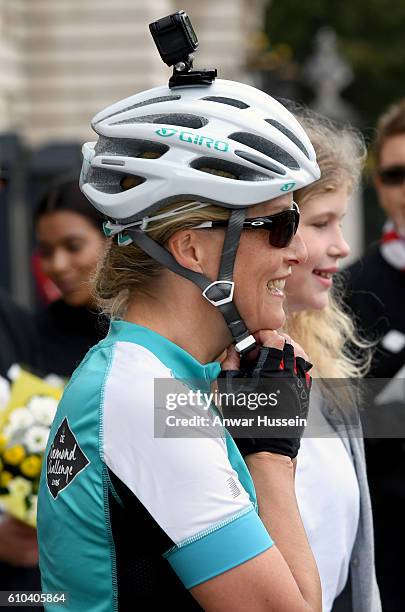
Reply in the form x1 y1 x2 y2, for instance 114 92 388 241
34 178 107 376
284 114 381 612
37 78 322 610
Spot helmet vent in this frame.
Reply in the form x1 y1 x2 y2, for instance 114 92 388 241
120 175 145 191
94 137 168 159
201 96 249 109
235 150 286 175
93 95 181 125
191 157 268 181
111 113 208 129
229 132 299 170
265 119 310 159
86 167 145 194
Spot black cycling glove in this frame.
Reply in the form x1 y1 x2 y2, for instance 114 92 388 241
217 343 312 459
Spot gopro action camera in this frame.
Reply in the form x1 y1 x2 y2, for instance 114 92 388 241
149 10 217 87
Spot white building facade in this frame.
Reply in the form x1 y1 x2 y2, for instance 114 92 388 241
0 0 266 145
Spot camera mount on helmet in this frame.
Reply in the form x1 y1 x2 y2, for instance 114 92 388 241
149 10 217 88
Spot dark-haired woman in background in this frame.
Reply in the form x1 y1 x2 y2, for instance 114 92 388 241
34 178 108 377
0 179 107 607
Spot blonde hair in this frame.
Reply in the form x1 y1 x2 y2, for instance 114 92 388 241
295 111 366 204
285 111 371 379
93 200 231 319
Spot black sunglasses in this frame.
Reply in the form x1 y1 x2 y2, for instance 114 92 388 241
378 165 405 186
193 202 300 248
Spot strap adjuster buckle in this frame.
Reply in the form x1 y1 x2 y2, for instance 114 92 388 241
202 281 235 307
235 334 257 355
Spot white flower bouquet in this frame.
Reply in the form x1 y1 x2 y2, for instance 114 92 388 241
0 369 63 526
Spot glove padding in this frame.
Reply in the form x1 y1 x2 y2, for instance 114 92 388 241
218 343 312 459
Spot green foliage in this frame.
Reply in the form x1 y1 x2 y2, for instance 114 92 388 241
264 0 405 128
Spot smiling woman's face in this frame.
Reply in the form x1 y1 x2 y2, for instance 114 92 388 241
285 184 351 312
36 211 105 307
228 194 308 332
191 194 307 333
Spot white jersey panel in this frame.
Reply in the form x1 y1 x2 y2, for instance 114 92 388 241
102 340 253 544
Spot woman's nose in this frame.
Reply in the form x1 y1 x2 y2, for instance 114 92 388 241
47 249 70 274
329 232 351 259
286 230 308 265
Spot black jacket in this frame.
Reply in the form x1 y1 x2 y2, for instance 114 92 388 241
343 243 405 612
343 243 405 378
0 290 39 378
35 299 108 378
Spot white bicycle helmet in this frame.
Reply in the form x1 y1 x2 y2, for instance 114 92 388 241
80 79 319 222
80 79 320 354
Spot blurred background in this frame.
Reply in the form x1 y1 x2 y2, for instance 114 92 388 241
0 0 404 308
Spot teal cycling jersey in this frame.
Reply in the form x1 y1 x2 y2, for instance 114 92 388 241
37 321 273 611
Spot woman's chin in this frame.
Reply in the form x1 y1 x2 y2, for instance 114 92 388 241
302 294 328 312
252 312 286 334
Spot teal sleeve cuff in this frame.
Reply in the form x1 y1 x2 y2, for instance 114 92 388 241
164 508 273 589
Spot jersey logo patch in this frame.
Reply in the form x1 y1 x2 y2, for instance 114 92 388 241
46 417 90 499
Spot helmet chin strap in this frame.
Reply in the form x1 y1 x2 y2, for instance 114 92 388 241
126 209 257 355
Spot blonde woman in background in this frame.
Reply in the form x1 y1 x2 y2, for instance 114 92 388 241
285 115 381 612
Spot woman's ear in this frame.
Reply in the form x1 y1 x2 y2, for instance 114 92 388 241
167 229 203 273
167 228 223 278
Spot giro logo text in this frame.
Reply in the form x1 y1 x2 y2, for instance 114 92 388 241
155 127 229 152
